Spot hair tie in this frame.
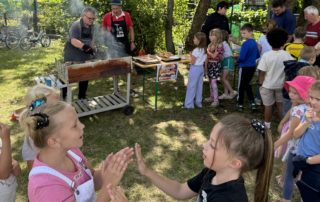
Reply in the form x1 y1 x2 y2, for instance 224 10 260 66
29 97 47 111
251 119 265 136
31 113 49 129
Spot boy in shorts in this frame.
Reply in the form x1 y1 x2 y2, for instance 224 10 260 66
258 28 293 128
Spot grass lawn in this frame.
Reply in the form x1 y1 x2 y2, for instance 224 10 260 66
0 40 301 201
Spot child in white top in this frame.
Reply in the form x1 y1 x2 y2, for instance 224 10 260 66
274 76 315 202
184 32 207 109
258 28 293 129
219 30 237 100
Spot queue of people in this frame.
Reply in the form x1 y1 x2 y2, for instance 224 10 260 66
1 0 320 201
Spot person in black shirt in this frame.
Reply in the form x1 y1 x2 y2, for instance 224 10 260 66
201 1 230 43
135 114 274 202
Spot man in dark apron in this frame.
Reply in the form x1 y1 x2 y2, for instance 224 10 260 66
63 7 96 100
102 0 135 55
102 0 138 97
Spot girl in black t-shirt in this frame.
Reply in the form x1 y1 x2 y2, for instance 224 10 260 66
135 114 273 202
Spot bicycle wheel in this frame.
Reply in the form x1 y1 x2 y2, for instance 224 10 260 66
40 34 51 47
19 36 32 50
5 35 19 49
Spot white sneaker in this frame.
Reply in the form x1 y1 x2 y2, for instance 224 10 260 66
210 101 219 107
204 97 213 102
230 91 238 98
218 94 231 99
254 98 262 105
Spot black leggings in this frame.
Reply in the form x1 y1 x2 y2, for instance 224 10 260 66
237 67 256 105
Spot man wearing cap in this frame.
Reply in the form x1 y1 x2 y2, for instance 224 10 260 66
201 1 230 43
102 0 136 55
63 6 96 100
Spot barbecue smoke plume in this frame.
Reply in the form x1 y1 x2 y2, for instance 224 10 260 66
69 0 127 59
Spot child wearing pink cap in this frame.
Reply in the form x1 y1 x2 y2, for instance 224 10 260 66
274 75 316 202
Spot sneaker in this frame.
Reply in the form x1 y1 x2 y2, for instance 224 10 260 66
250 102 257 110
204 97 213 102
218 94 232 100
254 98 262 105
230 90 238 98
236 104 244 112
210 101 219 107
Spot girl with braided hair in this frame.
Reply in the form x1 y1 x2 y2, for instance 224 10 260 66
135 114 274 202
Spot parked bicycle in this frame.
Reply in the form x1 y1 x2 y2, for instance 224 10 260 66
0 26 20 49
19 29 51 50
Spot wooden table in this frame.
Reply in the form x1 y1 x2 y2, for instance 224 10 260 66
133 55 190 111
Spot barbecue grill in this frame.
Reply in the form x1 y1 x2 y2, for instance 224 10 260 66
56 56 133 117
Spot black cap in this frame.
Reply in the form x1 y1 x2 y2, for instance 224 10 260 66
109 0 122 5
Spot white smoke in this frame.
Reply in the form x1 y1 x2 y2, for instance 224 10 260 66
70 0 84 16
68 0 128 59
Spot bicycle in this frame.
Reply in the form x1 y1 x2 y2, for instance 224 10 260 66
19 29 51 50
0 26 20 49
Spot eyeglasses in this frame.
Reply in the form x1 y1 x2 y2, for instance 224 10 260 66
85 15 96 21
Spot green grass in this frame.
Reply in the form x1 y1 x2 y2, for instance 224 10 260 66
0 41 300 201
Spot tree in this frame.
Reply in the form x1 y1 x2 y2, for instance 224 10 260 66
165 0 175 52
184 0 211 51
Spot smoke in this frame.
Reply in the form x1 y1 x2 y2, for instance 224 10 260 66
68 0 127 59
94 28 128 59
70 0 84 16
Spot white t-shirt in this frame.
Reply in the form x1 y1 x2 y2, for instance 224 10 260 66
192 48 207 66
258 50 293 89
257 34 272 56
222 41 233 58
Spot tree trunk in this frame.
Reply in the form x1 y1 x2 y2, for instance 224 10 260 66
165 0 175 53
297 0 320 26
33 0 39 32
184 0 211 51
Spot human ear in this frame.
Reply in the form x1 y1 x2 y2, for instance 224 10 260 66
230 158 242 169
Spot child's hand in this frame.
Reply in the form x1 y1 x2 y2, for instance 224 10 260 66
12 159 21 176
277 122 283 134
305 108 320 122
101 152 129 186
0 123 10 140
135 143 148 176
107 184 128 202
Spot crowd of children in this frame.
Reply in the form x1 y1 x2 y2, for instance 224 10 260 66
2 2 320 202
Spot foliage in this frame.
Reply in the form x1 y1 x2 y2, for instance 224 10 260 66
230 8 267 32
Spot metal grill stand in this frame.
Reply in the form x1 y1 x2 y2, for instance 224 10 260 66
56 56 133 117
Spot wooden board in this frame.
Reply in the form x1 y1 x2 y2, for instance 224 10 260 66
66 57 131 83
72 94 128 117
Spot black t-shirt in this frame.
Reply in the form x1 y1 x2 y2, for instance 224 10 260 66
187 168 248 202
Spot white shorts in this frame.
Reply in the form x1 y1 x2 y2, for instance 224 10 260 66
22 137 38 161
0 175 17 202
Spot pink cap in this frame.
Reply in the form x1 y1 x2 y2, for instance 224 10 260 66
284 76 316 101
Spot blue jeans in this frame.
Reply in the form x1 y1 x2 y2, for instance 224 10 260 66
283 153 294 200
